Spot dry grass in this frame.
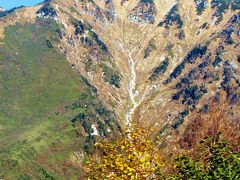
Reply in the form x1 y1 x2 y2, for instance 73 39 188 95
179 91 240 151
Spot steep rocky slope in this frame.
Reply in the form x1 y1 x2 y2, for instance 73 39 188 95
0 0 239 178
45 0 239 130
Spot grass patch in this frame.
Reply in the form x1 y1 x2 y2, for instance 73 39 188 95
0 19 92 179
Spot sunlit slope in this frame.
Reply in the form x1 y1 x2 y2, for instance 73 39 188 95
0 19 97 179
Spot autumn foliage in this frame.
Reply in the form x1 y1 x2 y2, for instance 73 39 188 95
82 94 240 179
84 128 162 179
179 93 240 151
171 134 240 180
82 126 240 180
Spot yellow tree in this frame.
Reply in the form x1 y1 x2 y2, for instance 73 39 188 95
84 128 163 179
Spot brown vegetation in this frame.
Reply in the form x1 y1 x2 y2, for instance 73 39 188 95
179 92 240 151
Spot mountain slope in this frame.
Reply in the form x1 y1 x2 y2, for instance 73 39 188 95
0 0 239 178
49 0 239 129
0 17 120 179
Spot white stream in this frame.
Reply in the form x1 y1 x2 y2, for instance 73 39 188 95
124 47 160 127
118 39 157 127
125 49 138 125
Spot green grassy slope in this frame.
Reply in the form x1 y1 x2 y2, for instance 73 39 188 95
0 20 88 179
